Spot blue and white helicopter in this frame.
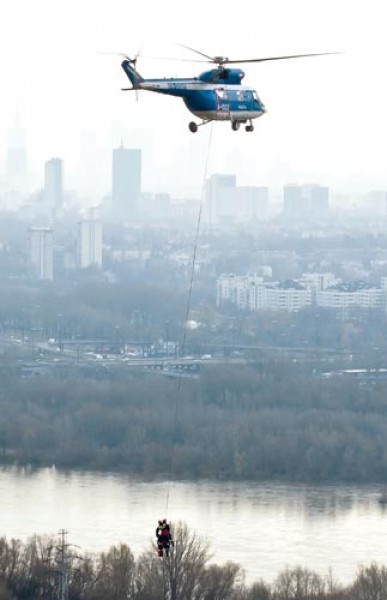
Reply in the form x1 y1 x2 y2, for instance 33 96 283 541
120 45 335 133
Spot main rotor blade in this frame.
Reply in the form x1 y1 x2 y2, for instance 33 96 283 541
177 43 216 61
225 52 340 64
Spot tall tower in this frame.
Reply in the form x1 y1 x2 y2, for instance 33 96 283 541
112 142 141 218
6 116 27 180
44 158 63 210
29 227 54 280
78 219 103 268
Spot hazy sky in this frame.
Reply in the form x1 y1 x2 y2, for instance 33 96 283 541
1 0 387 197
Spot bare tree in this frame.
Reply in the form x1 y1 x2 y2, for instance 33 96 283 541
197 562 243 600
273 566 326 599
351 564 387 600
92 543 136 600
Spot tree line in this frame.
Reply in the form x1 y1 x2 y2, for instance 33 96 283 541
1 362 387 482
0 523 385 600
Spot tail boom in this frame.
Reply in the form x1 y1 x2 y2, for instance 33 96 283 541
121 59 144 88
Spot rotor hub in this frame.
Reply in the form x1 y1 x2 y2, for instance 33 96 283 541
214 56 229 65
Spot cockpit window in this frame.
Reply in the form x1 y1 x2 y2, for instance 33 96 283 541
253 91 260 102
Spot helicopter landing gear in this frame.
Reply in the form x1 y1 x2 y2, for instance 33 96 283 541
188 120 211 133
232 120 240 131
245 120 254 132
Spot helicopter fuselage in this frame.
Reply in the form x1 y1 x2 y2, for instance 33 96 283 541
139 79 265 122
121 60 266 131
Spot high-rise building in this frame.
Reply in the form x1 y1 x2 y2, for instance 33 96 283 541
44 158 63 210
112 143 141 218
283 184 303 217
78 219 103 268
283 184 329 219
29 227 53 280
7 119 27 181
205 174 236 225
235 186 269 220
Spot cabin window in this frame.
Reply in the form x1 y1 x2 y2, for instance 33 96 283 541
216 90 228 100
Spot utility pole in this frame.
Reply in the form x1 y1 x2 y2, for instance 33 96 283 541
56 529 70 600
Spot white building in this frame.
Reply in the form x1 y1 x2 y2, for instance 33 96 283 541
299 272 337 291
216 274 263 310
30 227 53 281
78 219 103 268
316 284 384 309
259 284 313 312
217 275 312 312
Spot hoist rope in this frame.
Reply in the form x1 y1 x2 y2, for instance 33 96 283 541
164 124 214 517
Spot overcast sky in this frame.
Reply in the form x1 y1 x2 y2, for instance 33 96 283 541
1 0 386 198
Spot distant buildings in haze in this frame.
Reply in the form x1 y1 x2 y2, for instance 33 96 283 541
112 142 141 219
283 184 329 219
44 158 63 211
29 227 53 281
205 174 269 224
217 273 386 313
78 218 103 269
7 118 27 181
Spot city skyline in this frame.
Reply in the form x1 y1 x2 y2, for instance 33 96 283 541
1 0 387 198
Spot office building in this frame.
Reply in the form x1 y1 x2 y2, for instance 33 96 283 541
44 158 63 209
30 227 53 281
78 219 103 268
112 143 141 218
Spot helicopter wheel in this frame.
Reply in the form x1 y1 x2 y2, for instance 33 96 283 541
245 125 254 132
188 121 198 133
232 121 240 131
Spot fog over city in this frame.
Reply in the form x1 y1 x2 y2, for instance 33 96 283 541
1 0 387 199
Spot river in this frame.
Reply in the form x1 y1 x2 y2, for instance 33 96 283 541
2 466 387 584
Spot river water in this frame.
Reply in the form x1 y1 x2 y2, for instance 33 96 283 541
2 466 387 584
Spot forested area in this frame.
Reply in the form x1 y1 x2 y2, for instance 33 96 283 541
0 523 385 600
1 361 387 482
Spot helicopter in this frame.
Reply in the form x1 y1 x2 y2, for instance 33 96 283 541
120 45 336 133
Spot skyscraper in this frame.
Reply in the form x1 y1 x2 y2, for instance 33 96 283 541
78 219 103 268
7 124 27 180
29 227 54 281
44 158 63 210
112 143 141 218
205 174 237 225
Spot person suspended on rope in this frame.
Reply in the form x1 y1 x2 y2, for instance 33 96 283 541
156 519 173 557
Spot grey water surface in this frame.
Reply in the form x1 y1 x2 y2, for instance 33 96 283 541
2 466 387 584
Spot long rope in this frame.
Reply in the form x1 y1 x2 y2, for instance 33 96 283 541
164 124 214 516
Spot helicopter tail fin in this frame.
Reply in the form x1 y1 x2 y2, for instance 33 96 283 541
121 59 144 88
